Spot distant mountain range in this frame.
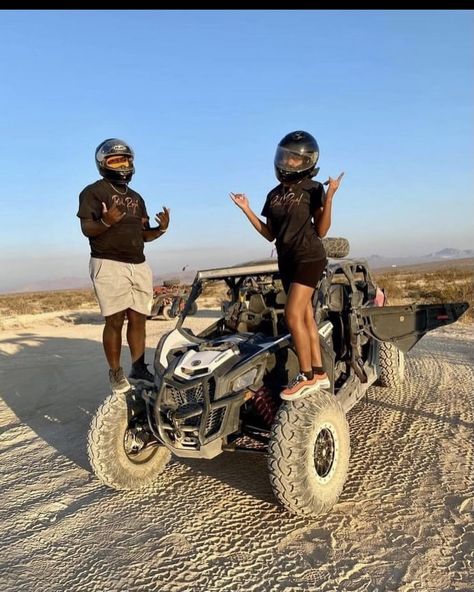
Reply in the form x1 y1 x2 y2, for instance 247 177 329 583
362 248 474 269
2 270 200 294
426 248 474 259
5 276 91 294
2 249 473 294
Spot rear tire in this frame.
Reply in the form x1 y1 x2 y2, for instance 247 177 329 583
268 390 350 517
87 392 171 490
377 342 405 388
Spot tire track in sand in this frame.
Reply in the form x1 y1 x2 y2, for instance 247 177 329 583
0 327 473 591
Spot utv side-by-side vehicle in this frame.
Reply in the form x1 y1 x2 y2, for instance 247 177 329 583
87 238 468 517
148 281 198 320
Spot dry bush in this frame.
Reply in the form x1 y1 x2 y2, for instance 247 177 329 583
374 267 473 323
201 282 229 298
0 288 98 317
2 264 472 325
195 282 228 309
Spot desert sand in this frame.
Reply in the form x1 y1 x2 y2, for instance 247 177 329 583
0 308 473 592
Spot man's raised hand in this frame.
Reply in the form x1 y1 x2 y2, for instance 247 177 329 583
102 202 126 226
155 206 170 231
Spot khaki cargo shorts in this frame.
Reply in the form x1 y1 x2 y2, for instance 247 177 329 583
89 257 154 317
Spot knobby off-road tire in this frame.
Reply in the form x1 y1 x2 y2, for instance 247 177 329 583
87 392 171 490
322 237 350 259
377 341 405 388
161 304 174 320
268 390 350 517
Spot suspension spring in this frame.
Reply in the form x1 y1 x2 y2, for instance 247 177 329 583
252 386 279 426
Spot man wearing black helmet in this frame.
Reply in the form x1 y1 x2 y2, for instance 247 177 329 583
77 138 170 393
230 130 343 400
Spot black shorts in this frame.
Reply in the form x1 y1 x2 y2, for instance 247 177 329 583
278 257 327 294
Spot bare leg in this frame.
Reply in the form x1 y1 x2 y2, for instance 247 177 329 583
103 311 126 370
305 300 323 367
126 309 147 363
285 283 315 373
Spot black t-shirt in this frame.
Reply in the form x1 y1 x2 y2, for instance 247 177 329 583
77 179 149 264
261 178 326 261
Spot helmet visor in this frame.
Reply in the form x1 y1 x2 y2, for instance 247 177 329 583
274 146 317 173
105 155 134 170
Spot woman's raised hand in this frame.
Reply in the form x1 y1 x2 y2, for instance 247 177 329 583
229 192 250 211
323 172 345 194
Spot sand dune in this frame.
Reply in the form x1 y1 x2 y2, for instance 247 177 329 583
0 309 473 591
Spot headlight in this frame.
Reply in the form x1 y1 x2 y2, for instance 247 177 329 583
231 368 258 392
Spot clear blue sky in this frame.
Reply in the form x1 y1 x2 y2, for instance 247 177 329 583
0 10 473 291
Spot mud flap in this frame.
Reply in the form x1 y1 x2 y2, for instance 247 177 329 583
360 302 469 353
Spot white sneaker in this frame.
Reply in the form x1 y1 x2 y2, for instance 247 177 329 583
109 367 131 393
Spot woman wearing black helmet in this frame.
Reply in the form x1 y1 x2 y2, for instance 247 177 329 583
230 130 344 400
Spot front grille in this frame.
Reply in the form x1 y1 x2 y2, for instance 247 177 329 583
208 378 216 400
205 408 225 437
167 384 204 407
161 378 226 441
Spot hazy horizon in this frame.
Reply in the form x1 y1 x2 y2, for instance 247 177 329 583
0 10 473 292
2 244 473 294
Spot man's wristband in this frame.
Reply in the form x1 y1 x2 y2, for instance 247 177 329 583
100 218 111 228
159 226 168 233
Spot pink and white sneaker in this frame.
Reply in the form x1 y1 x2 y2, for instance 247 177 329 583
280 373 318 401
314 372 330 389
280 372 331 401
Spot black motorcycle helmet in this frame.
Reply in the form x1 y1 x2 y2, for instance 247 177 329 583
95 138 135 185
274 130 320 184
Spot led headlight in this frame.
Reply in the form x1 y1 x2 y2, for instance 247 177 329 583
231 368 258 392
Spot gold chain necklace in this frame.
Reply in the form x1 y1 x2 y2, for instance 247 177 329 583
109 182 128 196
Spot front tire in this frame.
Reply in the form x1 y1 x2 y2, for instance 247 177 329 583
87 392 171 490
268 390 350 517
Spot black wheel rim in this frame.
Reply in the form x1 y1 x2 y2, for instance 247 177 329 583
123 426 160 465
313 426 336 479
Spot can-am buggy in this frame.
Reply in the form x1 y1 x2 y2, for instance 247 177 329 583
87 238 468 517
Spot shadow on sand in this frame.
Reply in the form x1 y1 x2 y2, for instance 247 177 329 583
2 329 469 508
0 332 274 503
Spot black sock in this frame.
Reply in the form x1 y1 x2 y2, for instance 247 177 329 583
132 354 145 369
303 370 314 380
312 366 325 375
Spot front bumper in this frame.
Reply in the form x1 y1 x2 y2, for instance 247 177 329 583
155 376 244 458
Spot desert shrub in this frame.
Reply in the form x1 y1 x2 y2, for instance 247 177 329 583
0 288 98 317
374 267 473 323
201 282 229 298
1 265 472 324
